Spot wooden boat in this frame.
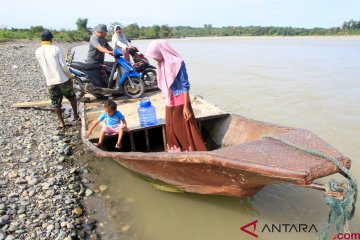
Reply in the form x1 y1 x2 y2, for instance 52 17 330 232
81 91 351 197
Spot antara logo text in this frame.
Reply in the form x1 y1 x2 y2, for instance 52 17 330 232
240 219 318 238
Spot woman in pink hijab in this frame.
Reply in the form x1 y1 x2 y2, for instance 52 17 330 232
146 40 206 152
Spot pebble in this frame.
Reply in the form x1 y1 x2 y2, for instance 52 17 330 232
47 224 55 231
39 214 48 220
99 185 108 192
85 189 94 197
0 216 8 226
14 178 27 184
0 41 93 240
73 208 83 216
7 172 17 178
5 235 15 240
0 230 5 240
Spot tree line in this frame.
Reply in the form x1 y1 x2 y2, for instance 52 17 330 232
1 18 360 42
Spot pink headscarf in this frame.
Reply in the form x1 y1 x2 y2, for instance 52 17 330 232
146 40 183 101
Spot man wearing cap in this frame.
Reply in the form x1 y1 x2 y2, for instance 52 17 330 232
35 29 79 130
87 24 114 65
86 24 114 90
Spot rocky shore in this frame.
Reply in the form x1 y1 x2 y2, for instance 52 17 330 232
0 40 97 240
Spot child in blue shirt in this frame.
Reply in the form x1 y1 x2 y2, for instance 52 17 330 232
86 100 128 149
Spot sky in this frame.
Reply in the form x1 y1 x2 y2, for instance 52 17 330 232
1 0 359 30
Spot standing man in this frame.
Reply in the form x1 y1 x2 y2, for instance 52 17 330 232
35 29 79 130
86 24 114 88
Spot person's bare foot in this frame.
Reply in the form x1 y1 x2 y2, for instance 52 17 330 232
57 121 65 130
69 116 80 125
94 142 102 147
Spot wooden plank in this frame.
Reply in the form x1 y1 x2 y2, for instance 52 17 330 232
11 99 68 108
145 129 150 152
162 125 167 151
129 132 136 151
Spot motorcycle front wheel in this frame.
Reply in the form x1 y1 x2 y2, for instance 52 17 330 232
123 77 145 99
72 77 85 100
141 69 157 86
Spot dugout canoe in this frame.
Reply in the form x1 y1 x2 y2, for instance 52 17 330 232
80 91 351 197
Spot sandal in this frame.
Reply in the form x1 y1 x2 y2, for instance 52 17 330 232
115 143 122 149
94 143 102 147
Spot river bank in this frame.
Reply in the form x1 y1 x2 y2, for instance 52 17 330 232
0 40 99 240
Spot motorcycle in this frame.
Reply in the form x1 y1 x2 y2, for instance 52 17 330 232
128 46 157 87
67 49 145 100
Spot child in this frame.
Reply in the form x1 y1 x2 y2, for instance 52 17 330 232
86 100 128 149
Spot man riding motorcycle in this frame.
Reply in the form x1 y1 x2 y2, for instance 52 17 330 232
86 24 114 89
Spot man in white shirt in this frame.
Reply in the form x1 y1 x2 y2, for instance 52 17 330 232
35 30 79 129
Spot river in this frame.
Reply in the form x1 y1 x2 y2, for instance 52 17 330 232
72 36 360 240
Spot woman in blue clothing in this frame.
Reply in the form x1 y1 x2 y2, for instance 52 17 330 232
146 40 206 152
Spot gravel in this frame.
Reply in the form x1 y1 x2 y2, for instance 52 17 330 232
0 40 98 240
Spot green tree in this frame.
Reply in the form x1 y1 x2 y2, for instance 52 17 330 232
204 24 212 35
159 25 170 38
142 25 160 39
124 23 140 39
76 18 88 31
30 26 44 33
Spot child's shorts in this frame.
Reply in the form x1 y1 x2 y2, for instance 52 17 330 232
102 124 125 135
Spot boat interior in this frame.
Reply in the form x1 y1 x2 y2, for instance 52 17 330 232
85 92 292 153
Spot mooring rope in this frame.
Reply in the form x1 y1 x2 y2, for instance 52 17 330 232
263 135 358 240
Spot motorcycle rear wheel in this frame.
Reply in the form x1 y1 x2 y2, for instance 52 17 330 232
141 69 157 86
123 77 145 99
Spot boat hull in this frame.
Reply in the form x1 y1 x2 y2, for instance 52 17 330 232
80 93 351 197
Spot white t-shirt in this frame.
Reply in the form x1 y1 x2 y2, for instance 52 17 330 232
35 44 72 86
111 33 130 50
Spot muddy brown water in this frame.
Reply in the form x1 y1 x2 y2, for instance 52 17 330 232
73 37 360 240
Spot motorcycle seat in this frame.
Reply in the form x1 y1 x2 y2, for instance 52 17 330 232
103 61 115 67
71 61 102 70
